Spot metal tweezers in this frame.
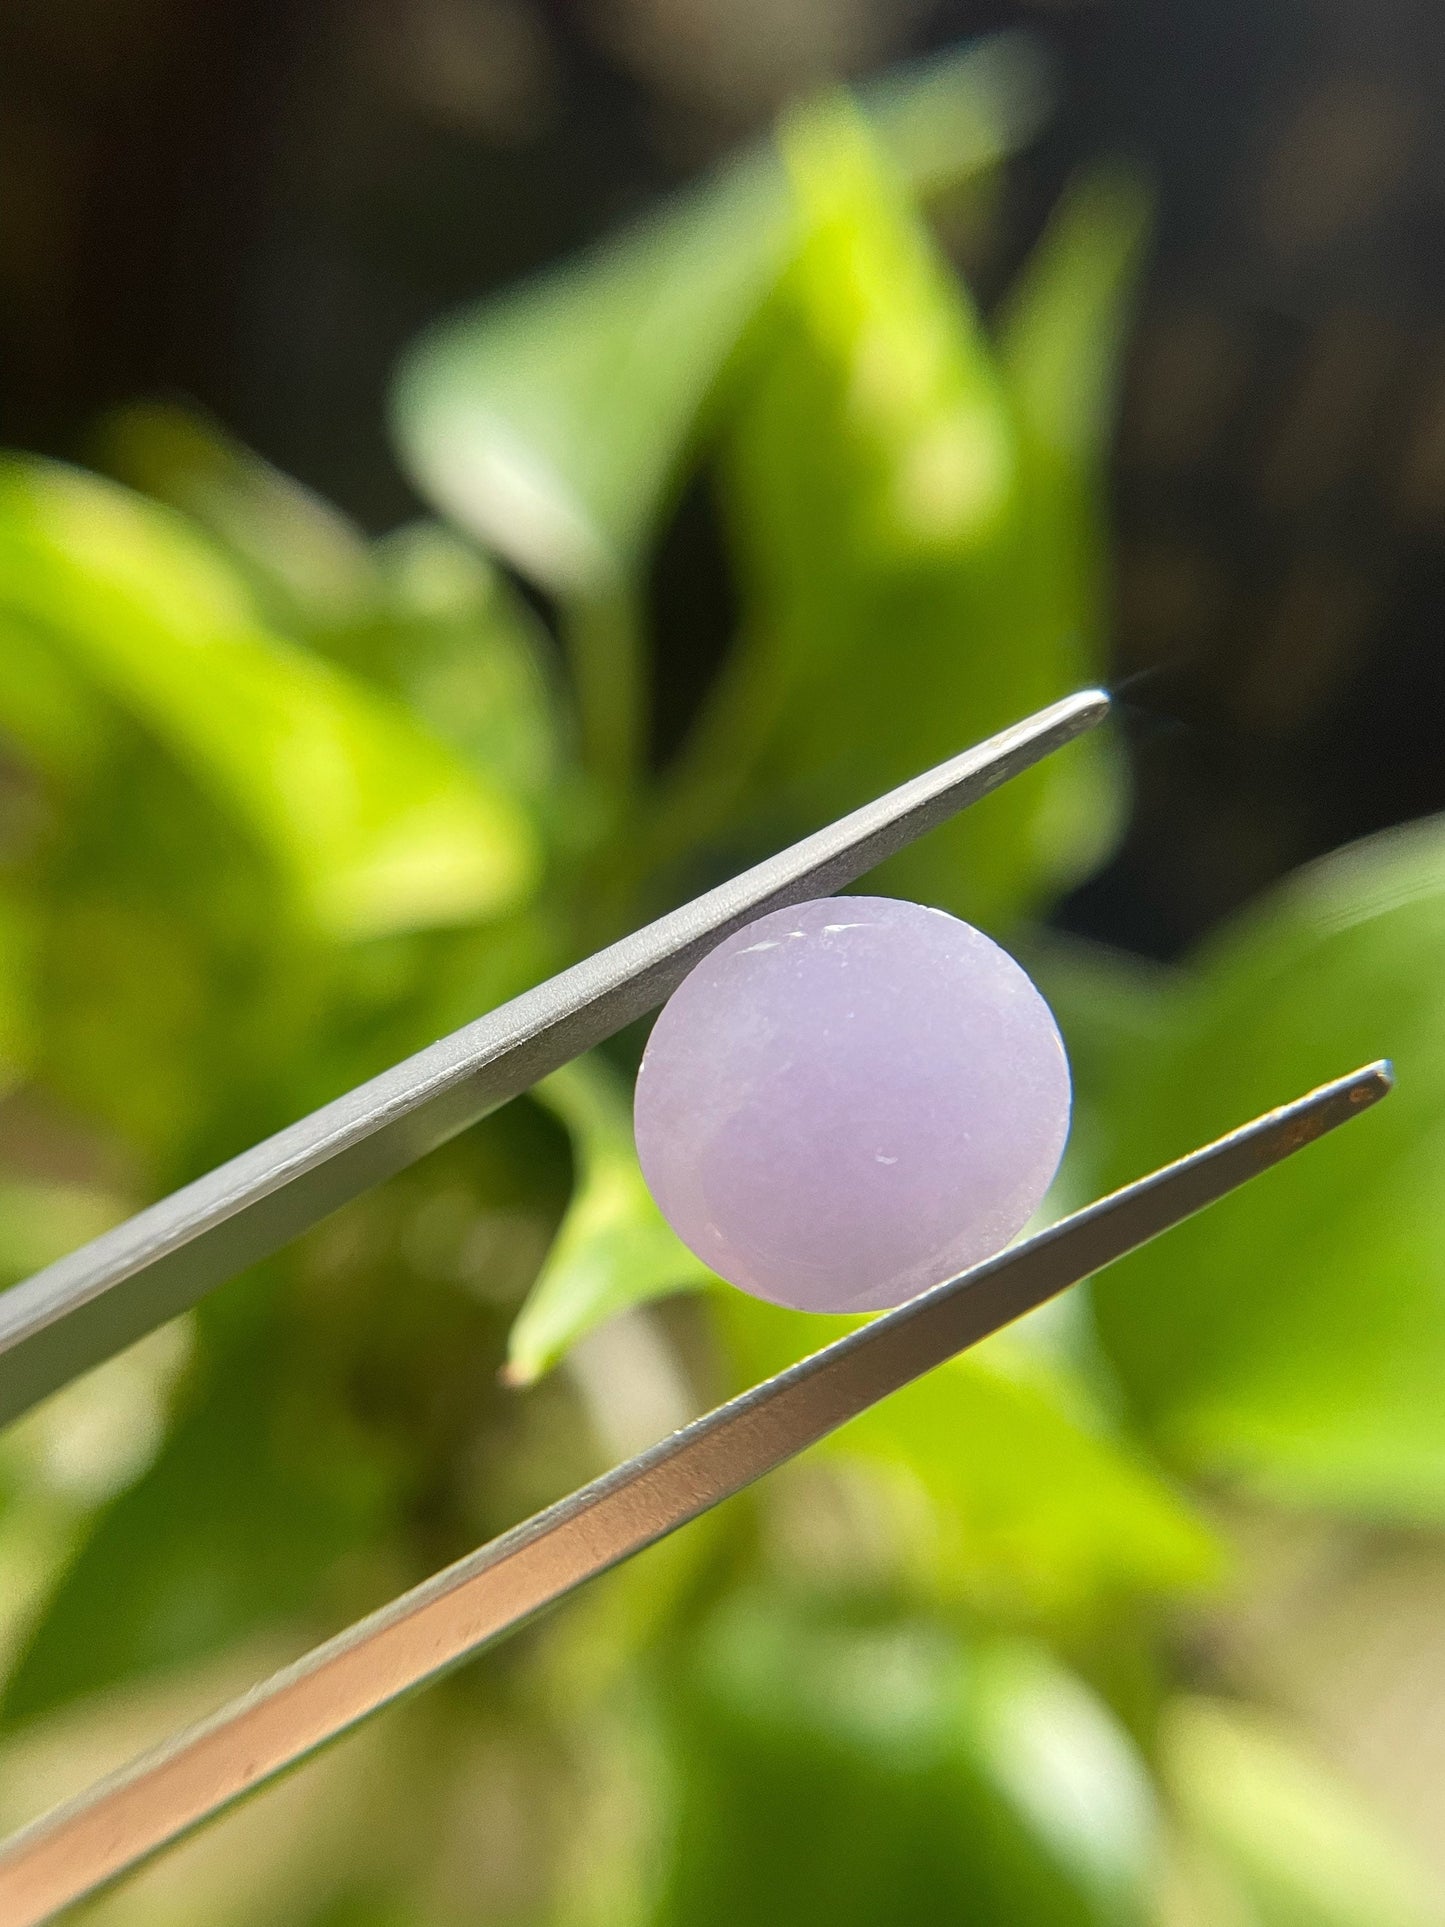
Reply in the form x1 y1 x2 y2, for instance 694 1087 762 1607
0 691 1390 1923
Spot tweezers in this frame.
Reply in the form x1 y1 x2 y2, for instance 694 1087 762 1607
0 689 1390 1922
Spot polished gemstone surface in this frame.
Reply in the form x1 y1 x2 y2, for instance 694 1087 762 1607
634 895 1071 1313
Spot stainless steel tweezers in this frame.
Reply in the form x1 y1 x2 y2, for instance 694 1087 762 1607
0 691 1391 1922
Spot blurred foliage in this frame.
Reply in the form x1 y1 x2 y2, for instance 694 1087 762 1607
1158 1697 1442 1927
0 29 1441 1926
1089 819 1445 1520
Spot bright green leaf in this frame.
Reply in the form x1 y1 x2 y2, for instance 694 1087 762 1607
998 165 1151 468
393 150 781 792
0 614 112 783
392 157 784 600
1090 816 1445 1520
24 736 343 1170
0 1325 398 1726
653 1598 1157 1926
97 400 377 636
685 109 1136 928
848 1354 1221 1619
390 35 1048 600
0 1179 124 1289
969 1638 1159 1918
720 1293 1220 1620
0 884 37 1097
742 94 1019 565
1161 1697 1443 1927
987 164 1150 897
504 1054 713 1385
0 459 538 941
1027 935 1181 1196
365 522 563 808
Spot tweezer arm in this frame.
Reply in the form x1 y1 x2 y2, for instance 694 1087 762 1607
0 1061 1390 1925
0 691 1107 1426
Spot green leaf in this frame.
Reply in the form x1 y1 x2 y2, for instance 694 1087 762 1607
720 1293 1220 1620
0 458 539 941
392 157 784 601
862 32 1053 202
0 1179 124 1289
850 1354 1220 1618
686 110 1138 928
390 36 1048 600
97 400 377 637
1027 935 1181 1197
0 1323 398 1726
653 1599 1157 1926
0 883 37 1097
365 522 563 809
25 738 339 1169
968 1638 1159 1919
1027 937 1178 1100
989 164 1150 895
998 165 1151 470
504 1054 713 1386
734 93 1018 571
0 614 113 784
1089 815 1445 1520
391 41 1051 798
1161 1697 1444 1927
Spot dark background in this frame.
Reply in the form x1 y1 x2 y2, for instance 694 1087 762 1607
2 0 1442 958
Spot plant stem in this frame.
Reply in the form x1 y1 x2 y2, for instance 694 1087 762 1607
564 582 648 800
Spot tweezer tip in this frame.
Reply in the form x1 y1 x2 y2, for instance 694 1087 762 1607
1356 1058 1393 1100
1313 1059 1391 1121
1067 687 1111 724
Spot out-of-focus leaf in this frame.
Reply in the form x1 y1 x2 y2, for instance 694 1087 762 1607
0 459 538 940
0 615 112 782
969 1639 1159 1918
27 739 337 1171
721 1293 1220 1620
392 159 783 601
737 94 1018 565
1089 816 1445 1519
97 401 377 635
4 1321 191 1508
1161 1697 1443 1927
1028 936 1177 1106
0 1179 124 1289
850 1356 1220 1618
1028 935 1181 1198
504 1055 713 1386
990 164 1149 895
998 166 1150 469
689 110 1139 928
302 1896 428 1927
652 1598 1156 1926
390 36 1048 599
0 883 37 1095
366 523 562 808
0 1325 399 1726
863 32 1053 200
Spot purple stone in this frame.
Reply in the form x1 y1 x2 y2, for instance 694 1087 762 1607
634 896 1071 1314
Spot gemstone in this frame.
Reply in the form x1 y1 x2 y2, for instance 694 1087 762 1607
634 896 1071 1314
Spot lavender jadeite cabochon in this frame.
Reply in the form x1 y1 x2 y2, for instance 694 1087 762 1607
633 896 1071 1314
